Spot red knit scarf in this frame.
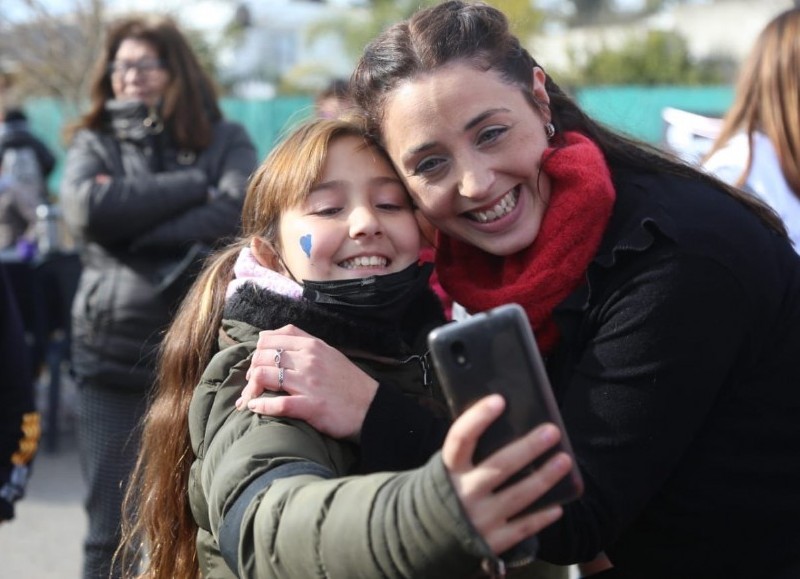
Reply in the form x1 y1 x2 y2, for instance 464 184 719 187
436 131 616 356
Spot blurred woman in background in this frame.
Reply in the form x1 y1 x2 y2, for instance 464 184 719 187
60 14 257 578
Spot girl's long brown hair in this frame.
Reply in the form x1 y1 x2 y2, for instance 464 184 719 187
703 7 800 198
118 118 380 579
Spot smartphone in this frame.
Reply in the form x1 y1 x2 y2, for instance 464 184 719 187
427 303 583 511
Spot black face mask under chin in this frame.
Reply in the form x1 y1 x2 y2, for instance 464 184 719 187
302 262 435 324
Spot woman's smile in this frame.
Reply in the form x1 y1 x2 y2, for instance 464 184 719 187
464 186 520 223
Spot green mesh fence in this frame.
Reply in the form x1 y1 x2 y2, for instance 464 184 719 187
19 87 733 197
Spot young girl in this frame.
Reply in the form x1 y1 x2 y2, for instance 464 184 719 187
120 118 573 579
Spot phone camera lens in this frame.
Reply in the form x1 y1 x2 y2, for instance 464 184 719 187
451 341 469 367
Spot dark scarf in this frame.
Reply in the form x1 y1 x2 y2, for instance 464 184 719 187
224 281 446 358
105 99 163 143
436 131 616 356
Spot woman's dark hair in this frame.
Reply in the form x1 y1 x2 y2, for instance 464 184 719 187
351 0 785 234
64 14 222 151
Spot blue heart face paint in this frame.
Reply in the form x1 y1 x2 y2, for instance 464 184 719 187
300 234 312 258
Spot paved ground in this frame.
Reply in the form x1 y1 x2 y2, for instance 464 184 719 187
0 433 86 578
0 372 85 578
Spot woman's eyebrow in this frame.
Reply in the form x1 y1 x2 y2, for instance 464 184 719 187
464 108 509 131
403 107 512 160
406 141 436 159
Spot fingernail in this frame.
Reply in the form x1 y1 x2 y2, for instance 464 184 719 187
247 400 257 410
235 398 242 410
547 453 570 472
543 505 562 519
537 424 559 444
486 394 504 409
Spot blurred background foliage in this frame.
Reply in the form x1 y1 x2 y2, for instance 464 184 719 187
558 29 732 87
0 0 741 111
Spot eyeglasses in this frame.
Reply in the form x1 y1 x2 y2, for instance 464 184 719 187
107 59 165 76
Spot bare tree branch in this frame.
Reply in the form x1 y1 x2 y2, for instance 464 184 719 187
0 0 106 111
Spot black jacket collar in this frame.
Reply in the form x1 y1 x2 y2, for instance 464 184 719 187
223 282 446 358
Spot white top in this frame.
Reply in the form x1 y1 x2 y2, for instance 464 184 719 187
704 131 800 254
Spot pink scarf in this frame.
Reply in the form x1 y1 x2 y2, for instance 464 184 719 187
226 247 303 300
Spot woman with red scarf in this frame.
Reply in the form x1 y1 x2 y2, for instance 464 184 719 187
241 3 800 578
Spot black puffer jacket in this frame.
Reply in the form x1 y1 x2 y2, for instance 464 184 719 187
60 101 257 390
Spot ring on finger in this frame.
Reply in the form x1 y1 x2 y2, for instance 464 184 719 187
278 367 285 390
274 348 284 368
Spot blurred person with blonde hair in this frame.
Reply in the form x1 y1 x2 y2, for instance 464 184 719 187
704 7 800 253
60 13 257 578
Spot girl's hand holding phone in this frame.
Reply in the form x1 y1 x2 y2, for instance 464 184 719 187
443 394 571 555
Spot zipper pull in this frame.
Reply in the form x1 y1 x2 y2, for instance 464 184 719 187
420 351 433 388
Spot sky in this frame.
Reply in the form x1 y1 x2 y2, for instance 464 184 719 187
2 0 232 38
4 0 207 24
3 0 719 28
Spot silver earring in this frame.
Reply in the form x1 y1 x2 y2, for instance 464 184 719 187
545 122 555 140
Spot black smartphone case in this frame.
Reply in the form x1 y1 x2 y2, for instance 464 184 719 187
428 303 583 511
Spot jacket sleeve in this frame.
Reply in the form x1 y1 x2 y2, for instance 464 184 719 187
130 122 258 250
537 249 750 563
358 382 450 473
0 264 40 522
193 348 493 579
59 129 211 245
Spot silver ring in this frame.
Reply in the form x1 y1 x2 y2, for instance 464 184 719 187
274 348 283 368
278 367 285 390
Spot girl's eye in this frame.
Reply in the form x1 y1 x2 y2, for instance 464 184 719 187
376 202 407 212
312 207 341 217
413 157 444 176
477 126 507 145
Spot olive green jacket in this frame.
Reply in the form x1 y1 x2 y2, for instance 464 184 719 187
187 284 565 578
